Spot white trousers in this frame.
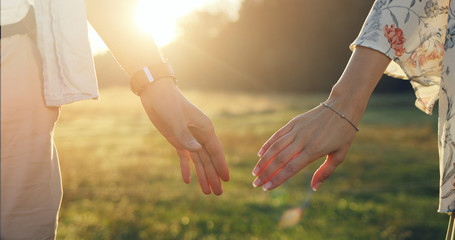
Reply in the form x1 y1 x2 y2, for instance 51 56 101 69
1 34 62 240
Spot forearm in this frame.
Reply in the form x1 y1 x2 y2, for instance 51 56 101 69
85 0 164 76
326 46 391 125
253 46 392 190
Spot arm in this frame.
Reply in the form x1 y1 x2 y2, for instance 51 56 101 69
85 0 230 195
252 46 391 191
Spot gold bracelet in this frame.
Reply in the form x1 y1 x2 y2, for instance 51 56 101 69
321 102 360 132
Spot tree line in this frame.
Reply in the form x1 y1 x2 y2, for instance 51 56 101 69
95 0 412 94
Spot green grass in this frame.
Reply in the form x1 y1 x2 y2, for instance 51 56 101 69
55 88 446 240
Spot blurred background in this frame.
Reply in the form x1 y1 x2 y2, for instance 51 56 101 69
54 0 446 239
90 0 412 93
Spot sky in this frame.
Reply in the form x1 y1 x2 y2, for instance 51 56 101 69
89 0 244 55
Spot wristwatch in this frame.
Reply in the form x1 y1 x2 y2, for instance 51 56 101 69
130 62 177 96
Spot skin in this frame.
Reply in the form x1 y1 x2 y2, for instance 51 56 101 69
252 46 391 191
86 0 229 195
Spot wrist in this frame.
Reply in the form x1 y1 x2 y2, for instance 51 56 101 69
321 46 390 125
139 77 178 98
329 81 370 106
324 83 370 125
130 63 177 96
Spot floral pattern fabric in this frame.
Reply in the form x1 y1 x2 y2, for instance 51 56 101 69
351 0 455 213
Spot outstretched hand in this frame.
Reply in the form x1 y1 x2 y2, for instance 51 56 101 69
140 79 230 195
252 101 358 192
251 46 391 192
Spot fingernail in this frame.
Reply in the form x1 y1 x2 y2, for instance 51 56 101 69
252 167 260 176
257 149 265 157
262 181 272 191
312 182 322 192
252 178 262 188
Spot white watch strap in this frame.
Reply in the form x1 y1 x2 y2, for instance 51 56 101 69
143 66 155 82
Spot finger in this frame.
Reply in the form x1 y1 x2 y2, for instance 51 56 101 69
252 131 295 177
190 151 211 194
188 119 230 182
260 150 313 191
252 140 301 188
176 149 191 183
258 121 295 157
203 134 230 182
175 127 202 152
140 86 202 152
198 148 223 195
311 145 349 191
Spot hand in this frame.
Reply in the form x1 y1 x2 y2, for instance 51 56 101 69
139 79 230 195
251 100 358 191
251 47 391 192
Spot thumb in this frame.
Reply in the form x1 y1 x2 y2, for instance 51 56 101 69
311 146 349 191
175 127 202 152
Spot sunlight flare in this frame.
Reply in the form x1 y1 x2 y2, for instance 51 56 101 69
135 0 178 47
279 184 314 228
279 208 303 228
89 0 244 52
134 0 243 47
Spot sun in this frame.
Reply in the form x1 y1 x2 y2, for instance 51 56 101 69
90 0 243 54
134 0 244 47
135 0 181 47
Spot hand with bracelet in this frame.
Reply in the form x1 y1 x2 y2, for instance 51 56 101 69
137 72 230 195
251 46 391 191
86 0 229 195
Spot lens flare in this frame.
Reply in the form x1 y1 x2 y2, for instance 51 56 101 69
278 184 314 228
279 207 303 228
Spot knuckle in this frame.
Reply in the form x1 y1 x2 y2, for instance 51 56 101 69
319 171 333 181
199 122 215 136
255 159 266 169
270 175 280 185
199 155 211 165
300 150 310 159
199 115 214 129
291 115 301 122
209 144 223 156
274 155 287 165
283 163 298 175
259 171 270 181
270 141 284 152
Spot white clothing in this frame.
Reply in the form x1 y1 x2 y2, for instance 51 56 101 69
1 0 99 106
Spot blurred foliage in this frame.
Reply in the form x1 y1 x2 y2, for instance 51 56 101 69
55 88 445 240
94 0 412 93
164 0 373 92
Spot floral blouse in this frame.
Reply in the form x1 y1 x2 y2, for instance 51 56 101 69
351 0 455 213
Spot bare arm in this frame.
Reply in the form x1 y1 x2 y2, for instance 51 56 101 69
85 0 230 195
85 0 163 75
252 46 391 191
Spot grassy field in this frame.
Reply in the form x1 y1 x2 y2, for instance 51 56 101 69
54 87 446 240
